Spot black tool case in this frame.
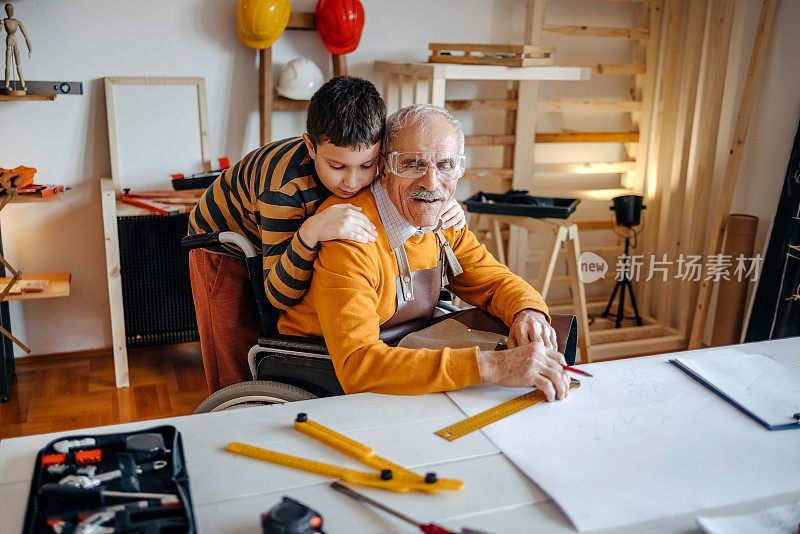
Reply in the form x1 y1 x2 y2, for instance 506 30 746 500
22 425 195 534
464 190 580 219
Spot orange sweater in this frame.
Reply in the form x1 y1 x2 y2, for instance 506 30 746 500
278 188 550 395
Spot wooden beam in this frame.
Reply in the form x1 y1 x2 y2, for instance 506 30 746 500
332 54 347 77
465 132 639 145
534 161 636 174
259 48 272 146
560 63 646 75
536 131 639 143
679 0 736 338
463 168 514 181
445 98 518 111
576 220 617 231
657 0 708 329
539 100 643 112
273 96 309 111
287 11 315 30
544 24 650 39
689 0 778 349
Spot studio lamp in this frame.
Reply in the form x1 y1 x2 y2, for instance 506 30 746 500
601 195 645 328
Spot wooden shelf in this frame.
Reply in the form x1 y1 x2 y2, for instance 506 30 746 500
0 94 56 102
1 273 71 301
273 95 309 111
6 191 66 203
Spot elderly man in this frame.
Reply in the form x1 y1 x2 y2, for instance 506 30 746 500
279 104 569 400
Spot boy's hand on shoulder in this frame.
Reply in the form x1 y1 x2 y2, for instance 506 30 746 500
299 204 378 248
440 198 466 231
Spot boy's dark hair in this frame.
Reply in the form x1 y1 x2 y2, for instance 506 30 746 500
306 76 386 149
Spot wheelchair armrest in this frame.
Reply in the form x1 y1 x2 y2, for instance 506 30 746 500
257 334 329 356
182 231 258 258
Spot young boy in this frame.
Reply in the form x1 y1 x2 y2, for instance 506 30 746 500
188 76 464 392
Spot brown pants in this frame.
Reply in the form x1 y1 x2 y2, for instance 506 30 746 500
188 248 260 393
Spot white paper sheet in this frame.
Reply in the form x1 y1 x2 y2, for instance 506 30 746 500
697 501 800 534
673 352 800 429
446 349 800 532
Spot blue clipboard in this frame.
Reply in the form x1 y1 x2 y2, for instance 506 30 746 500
670 358 800 431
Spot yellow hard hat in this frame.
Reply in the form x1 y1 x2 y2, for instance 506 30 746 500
237 0 291 50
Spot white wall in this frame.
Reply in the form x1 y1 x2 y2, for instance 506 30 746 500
1 0 797 357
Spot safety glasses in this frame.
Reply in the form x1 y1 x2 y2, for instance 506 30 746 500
382 151 467 181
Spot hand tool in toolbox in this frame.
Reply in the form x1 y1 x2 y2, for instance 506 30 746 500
58 459 167 489
38 483 180 506
261 496 326 534
330 482 494 534
51 433 169 461
227 413 463 493
435 379 581 441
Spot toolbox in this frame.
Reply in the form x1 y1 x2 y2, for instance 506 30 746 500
22 425 195 534
464 190 580 219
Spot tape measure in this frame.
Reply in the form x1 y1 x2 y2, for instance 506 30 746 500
435 380 581 441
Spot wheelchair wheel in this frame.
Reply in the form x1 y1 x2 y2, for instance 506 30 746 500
194 380 318 413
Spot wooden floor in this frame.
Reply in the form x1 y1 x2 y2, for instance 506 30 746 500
0 343 209 441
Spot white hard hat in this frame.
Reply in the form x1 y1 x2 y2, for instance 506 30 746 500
276 58 325 100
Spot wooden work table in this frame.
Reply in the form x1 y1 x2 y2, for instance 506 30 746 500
1 338 799 533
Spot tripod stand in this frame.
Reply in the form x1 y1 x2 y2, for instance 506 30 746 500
601 231 643 328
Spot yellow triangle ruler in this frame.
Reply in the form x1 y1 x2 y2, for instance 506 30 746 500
435 380 581 441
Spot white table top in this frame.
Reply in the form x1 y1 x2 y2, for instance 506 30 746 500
2 337 799 533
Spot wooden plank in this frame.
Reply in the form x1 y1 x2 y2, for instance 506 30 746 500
332 54 348 77
383 72 400 113
543 24 650 39
465 132 639 145
196 78 212 171
466 134 516 146
445 98 519 111
679 0 735 338
560 63 646 75
590 324 665 345
8 191 65 203
536 131 639 143
259 48 272 146
0 94 55 101
529 244 624 260
429 71 447 107
689 0 779 349
535 187 637 200
429 55 554 67
576 219 617 231
273 96 309 111
589 334 687 361
565 225 592 362
657 0 708 329
534 161 636 174
538 100 642 112
0 273 71 301
629 0 663 193
429 43 553 54
104 78 121 193
409 63 591 81
638 0 687 318
463 168 514 181
287 11 315 30
100 178 129 388
502 87 518 169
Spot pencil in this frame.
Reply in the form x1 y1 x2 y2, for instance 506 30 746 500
562 364 593 378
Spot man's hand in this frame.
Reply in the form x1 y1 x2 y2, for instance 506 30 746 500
440 198 466 231
508 309 557 350
477 344 570 402
298 204 378 248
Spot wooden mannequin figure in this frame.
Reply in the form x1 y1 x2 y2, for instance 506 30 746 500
2 2 31 95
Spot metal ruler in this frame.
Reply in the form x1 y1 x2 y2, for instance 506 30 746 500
435 380 581 441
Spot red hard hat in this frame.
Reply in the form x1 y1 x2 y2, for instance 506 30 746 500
315 0 364 55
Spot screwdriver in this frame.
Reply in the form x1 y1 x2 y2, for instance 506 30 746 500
330 482 494 534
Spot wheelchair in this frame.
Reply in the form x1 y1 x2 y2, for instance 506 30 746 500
182 231 577 412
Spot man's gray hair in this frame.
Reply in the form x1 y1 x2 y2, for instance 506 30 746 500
382 103 465 154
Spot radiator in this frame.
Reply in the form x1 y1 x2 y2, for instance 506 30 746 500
117 214 198 347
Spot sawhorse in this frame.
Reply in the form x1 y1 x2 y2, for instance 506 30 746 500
474 213 592 362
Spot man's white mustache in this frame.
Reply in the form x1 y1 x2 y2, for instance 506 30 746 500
407 188 447 201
